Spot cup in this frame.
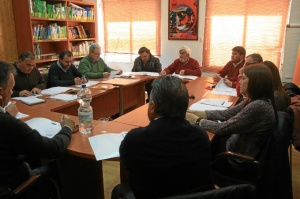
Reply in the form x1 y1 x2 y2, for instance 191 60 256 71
99 117 110 133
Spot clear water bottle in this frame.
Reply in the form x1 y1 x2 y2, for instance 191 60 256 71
77 84 93 135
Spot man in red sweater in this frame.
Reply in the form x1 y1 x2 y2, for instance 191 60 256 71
213 46 246 88
161 46 202 76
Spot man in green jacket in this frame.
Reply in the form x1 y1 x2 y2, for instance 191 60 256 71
78 43 122 79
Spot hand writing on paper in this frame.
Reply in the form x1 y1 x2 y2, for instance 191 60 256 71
213 74 221 82
31 88 41 94
179 70 185 75
19 90 32 97
223 78 232 87
160 70 167 76
103 72 110 79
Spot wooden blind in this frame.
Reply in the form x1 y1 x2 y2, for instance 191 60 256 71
103 0 161 56
202 0 289 71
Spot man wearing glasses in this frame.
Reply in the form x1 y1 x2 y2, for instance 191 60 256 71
79 43 122 79
12 51 46 97
236 53 263 97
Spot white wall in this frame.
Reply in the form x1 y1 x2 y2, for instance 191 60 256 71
160 0 206 69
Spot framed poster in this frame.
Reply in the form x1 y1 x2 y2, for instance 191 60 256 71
168 0 199 40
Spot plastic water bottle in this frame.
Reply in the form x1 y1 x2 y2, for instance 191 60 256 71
77 84 93 135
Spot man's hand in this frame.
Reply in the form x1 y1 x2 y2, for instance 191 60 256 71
223 78 232 87
5 101 18 117
213 74 221 82
31 88 41 94
117 69 123 75
19 90 32 97
239 67 244 76
179 70 185 75
160 70 167 76
60 115 75 131
103 72 110 79
185 112 199 124
74 77 82 85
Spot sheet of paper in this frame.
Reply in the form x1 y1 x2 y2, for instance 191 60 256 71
49 94 78 102
25 117 61 138
13 96 45 105
172 74 198 80
211 79 237 96
41 87 71 95
189 103 228 111
15 112 29 119
74 80 100 88
198 98 233 108
122 72 160 77
88 132 128 161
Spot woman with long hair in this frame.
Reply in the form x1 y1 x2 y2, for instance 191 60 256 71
263 60 290 111
186 64 277 173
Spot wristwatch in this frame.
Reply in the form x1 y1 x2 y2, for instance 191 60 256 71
195 117 202 125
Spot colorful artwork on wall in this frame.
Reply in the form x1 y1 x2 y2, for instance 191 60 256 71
168 0 199 40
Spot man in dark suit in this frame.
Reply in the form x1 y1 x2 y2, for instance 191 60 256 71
112 75 214 199
48 50 87 87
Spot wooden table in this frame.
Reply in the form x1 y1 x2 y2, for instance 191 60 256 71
16 76 238 199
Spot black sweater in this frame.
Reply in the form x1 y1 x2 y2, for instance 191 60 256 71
0 112 72 189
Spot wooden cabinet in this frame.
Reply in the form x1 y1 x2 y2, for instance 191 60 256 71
12 0 97 68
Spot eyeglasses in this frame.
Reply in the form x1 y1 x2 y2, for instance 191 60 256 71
92 52 100 56
25 63 36 68
245 62 257 66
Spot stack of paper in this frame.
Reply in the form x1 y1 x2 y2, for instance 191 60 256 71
74 80 99 88
189 98 233 111
25 117 61 138
88 132 128 161
49 94 78 102
211 79 237 96
13 96 45 105
173 74 198 80
41 87 71 95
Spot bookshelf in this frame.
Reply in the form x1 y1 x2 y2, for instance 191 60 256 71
12 0 97 69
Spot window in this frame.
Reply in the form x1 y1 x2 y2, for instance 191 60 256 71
202 0 289 72
103 0 161 57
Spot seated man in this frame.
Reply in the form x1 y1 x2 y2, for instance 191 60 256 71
161 46 202 76
12 51 46 97
132 46 162 102
112 76 214 199
48 50 87 87
213 46 246 88
0 61 75 192
78 43 122 79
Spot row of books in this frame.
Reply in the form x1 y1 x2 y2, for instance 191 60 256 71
29 0 94 21
33 24 67 40
30 0 66 19
68 26 91 39
70 41 94 56
68 3 95 21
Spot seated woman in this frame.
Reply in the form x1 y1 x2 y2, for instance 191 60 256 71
263 61 290 111
186 64 277 176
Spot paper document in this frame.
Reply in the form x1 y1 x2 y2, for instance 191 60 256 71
25 117 61 138
189 98 233 111
88 132 128 161
173 74 198 80
74 80 99 88
13 96 45 105
49 94 78 102
122 72 160 77
41 87 71 95
211 79 237 96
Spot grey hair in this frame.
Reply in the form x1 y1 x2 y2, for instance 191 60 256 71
179 46 192 56
0 61 16 89
89 43 101 53
150 75 189 118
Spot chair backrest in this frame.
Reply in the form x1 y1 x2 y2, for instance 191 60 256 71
159 184 256 199
256 111 293 199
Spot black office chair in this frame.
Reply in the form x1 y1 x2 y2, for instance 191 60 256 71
0 174 60 199
112 183 256 199
211 111 293 199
